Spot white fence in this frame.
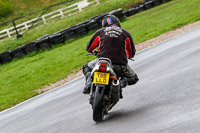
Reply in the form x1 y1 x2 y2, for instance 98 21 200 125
0 0 99 40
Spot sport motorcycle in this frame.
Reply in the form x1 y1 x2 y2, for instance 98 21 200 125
88 53 125 122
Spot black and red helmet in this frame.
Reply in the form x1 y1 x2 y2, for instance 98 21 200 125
102 15 121 27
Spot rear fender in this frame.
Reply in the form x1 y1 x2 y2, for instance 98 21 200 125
90 83 106 99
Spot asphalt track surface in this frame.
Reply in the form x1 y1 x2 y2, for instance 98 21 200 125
0 27 200 133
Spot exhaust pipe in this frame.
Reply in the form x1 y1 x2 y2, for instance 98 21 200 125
113 79 119 86
111 79 120 102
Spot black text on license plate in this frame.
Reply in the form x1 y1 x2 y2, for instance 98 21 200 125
93 72 110 85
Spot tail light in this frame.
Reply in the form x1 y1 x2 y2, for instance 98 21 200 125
99 63 107 71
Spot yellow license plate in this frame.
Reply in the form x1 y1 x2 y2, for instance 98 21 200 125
93 72 110 85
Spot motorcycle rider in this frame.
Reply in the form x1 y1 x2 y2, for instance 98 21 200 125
82 15 139 95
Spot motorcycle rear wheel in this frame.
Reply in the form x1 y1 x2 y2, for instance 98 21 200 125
92 86 105 122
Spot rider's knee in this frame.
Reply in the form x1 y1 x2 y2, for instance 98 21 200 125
82 63 92 76
127 74 139 85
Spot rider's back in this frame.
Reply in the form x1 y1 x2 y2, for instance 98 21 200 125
86 24 136 65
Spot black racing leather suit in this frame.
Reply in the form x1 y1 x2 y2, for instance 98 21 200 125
86 24 135 65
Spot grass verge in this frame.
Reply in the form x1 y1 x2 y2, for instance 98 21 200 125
0 0 200 111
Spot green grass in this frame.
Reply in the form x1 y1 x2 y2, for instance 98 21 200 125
0 0 142 53
0 0 200 111
0 0 13 18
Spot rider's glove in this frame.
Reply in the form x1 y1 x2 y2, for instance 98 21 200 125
93 50 99 56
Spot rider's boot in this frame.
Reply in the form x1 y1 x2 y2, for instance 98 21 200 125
119 74 139 98
127 73 139 85
82 72 92 94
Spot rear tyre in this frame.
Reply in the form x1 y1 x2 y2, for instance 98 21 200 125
93 86 105 122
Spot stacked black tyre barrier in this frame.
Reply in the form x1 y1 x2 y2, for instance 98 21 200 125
61 28 76 40
0 51 13 64
50 32 65 45
22 41 38 54
36 35 52 50
0 0 170 65
85 20 100 31
10 47 26 58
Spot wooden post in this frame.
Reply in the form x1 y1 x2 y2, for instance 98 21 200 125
6 30 11 38
78 4 82 11
42 16 47 24
24 23 29 30
60 10 64 18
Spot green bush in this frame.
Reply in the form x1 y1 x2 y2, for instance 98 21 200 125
0 0 13 18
